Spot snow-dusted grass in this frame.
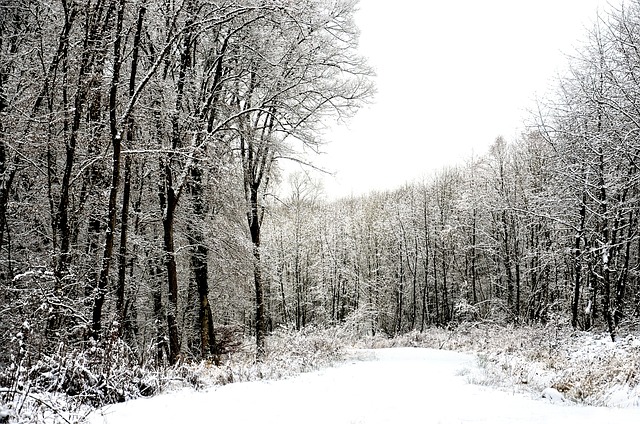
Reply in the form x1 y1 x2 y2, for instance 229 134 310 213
355 323 640 408
172 326 348 388
0 326 349 423
4 322 640 422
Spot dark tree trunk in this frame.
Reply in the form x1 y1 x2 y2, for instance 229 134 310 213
501 211 515 320
421 193 430 331
515 239 521 321
249 184 267 361
614 210 634 326
441 240 450 323
0 136 15 281
471 208 478 304
395 242 404 335
150 260 169 365
278 234 289 325
91 0 125 340
572 190 587 329
188 165 216 358
295 234 302 330
433 247 439 325
597 149 616 341
159 164 181 364
154 0 197 365
117 2 146 336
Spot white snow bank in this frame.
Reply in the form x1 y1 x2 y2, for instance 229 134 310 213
88 348 640 424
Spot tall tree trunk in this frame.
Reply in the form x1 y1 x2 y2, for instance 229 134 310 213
433 247 439 325
91 0 125 339
501 211 515 320
614 210 634 326
295 229 302 330
597 149 616 341
395 241 404 335
150 259 169 365
278 233 289 325
441 240 450 323
155 0 197 364
159 162 181 364
0 10 19 279
471 208 478 304
249 184 266 361
421 192 430 331
514 233 521 322
116 155 132 330
117 1 146 336
0 136 15 282
54 13 94 289
188 165 216 358
572 189 587 329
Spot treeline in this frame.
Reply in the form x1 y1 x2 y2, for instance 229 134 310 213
263 135 587 336
262 1 640 341
265 128 640 339
0 0 371 375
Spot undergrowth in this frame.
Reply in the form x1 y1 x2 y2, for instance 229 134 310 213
357 322 640 407
0 326 349 423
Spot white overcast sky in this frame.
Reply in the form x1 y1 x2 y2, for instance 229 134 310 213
282 0 619 199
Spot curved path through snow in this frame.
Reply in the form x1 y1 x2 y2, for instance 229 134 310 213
89 348 639 423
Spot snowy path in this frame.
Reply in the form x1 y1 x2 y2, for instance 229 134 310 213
88 348 640 423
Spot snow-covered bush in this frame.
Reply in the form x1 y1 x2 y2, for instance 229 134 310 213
0 313 166 423
0 337 166 423
211 326 347 385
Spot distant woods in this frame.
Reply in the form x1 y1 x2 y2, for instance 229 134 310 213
266 130 640 341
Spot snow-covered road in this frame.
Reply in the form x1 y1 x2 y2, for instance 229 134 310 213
88 348 640 423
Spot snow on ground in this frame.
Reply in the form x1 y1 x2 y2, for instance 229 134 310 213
88 348 640 424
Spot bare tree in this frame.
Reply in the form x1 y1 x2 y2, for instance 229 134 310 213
228 0 373 360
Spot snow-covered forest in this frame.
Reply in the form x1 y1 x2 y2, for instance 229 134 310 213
2 0 640 422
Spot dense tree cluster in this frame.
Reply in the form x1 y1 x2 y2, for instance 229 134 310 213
263 138 562 337
0 0 372 387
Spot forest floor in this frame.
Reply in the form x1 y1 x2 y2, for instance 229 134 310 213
5 322 640 423
87 346 640 424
